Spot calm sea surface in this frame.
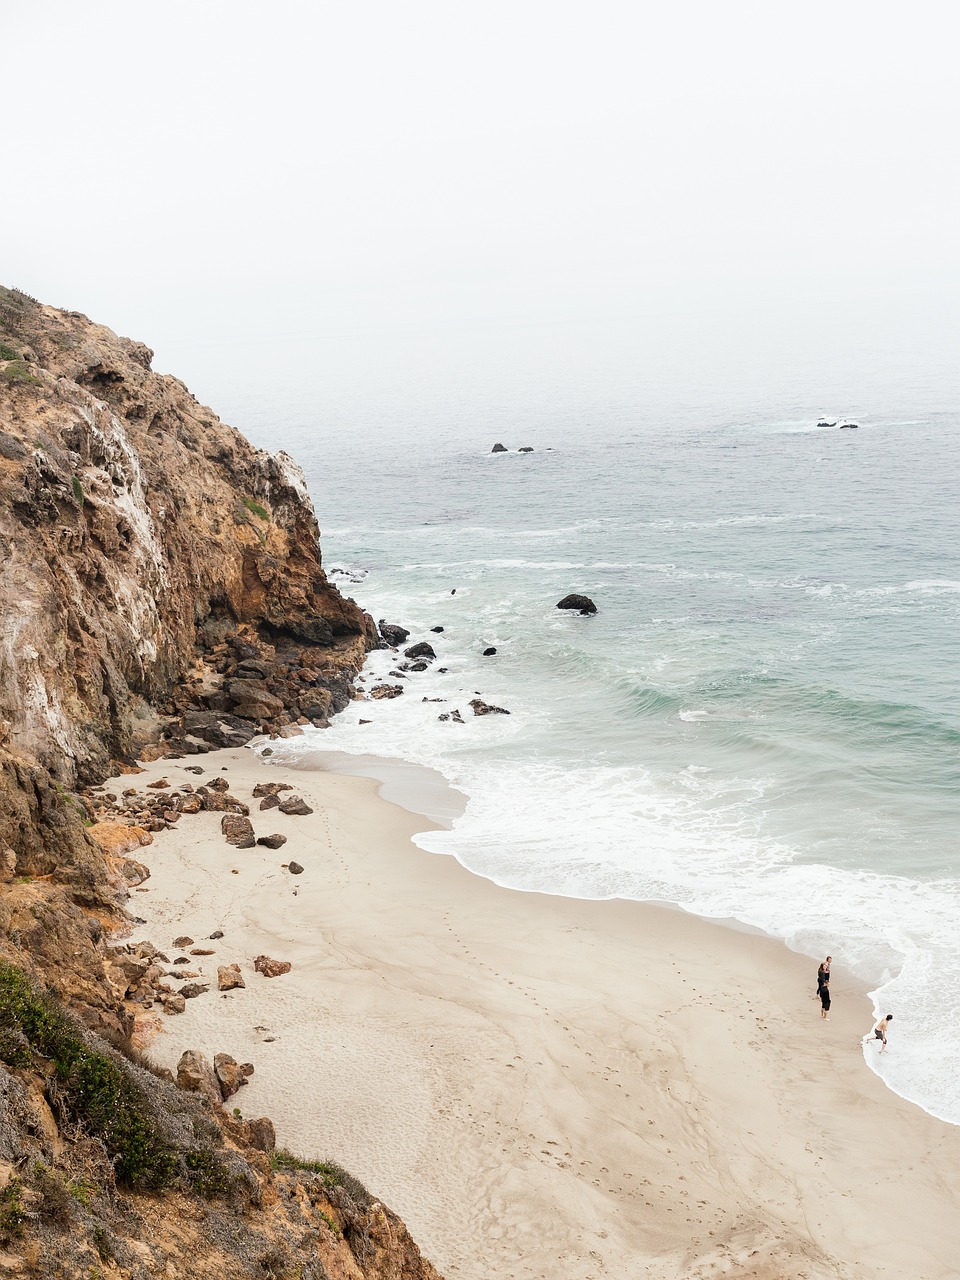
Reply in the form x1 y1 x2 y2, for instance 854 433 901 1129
163 298 960 1122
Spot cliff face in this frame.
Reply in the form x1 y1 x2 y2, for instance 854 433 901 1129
0 290 441 1279
0 285 375 786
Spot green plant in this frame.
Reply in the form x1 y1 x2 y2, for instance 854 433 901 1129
72 475 84 505
0 1179 26 1241
0 342 19 361
319 1211 341 1236
68 1179 97 1209
2 360 40 386
93 1225 112 1261
31 1163 73 1224
241 495 269 521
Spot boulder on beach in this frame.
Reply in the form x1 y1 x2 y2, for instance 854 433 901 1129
556 593 597 615
257 833 287 849
221 814 255 847
254 954 292 978
218 963 245 991
277 795 313 816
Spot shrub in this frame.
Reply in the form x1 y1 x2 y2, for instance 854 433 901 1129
0 963 227 1195
1 360 40 386
72 475 84 505
0 342 19 361
241 496 269 521
0 1179 25 1242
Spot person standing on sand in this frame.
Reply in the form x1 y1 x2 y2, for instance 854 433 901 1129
870 1014 893 1052
819 968 831 1020
816 955 831 1000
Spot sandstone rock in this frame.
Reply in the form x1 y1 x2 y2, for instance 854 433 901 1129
258 793 280 810
287 860 304 875
207 776 230 793
247 1116 276 1152
175 792 202 814
179 982 209 999
214 1052 254 1099
254 955 291 978
469 697 510 716
556 593 598 614
88 820 153 857
182 711 259 750
218 963 245 991
378 621 410 647
173 935 194 947
278 796 312 816
252 782 294 797
176 1049 220 1104
146 778 170 789
163 993 186 1015
119 857 150 887
370 684 404 699
403 642 436 661
190 947 215 955
221 814 256 844
257 834 287 849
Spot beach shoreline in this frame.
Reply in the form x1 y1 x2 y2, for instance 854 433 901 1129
111 744 960 1280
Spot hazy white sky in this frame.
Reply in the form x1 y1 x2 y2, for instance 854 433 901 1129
5 0 959 355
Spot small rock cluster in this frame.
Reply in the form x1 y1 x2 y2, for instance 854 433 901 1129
372 622 513 721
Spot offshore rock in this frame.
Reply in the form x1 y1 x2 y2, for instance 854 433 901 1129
491 441 508 452
556 593 598 614
404 641 436 660
379 620 410 647
470 697 510 716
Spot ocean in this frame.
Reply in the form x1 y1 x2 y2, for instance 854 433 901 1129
163 295 960 1123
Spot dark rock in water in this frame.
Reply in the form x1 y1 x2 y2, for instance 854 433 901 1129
379 620 410 647
404 641 436 660
556 594 597 615
370 684 404 699
451 588 456 595
278 795 313 816
839 422 859 429
469 697 510 716
491 442 508 453
407 661 429 672
438 667 448 673
358 718 371 724
451 709 464 723
430 626 445 633
482 647 497 656
817 419 837 427
258 834 287 849
518 446 534 453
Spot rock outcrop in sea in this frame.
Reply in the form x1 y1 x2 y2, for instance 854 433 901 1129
0 287 441 1278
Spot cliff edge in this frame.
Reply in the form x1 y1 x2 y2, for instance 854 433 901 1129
0 289 439 1278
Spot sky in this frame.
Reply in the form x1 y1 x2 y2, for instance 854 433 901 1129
4 0 960 372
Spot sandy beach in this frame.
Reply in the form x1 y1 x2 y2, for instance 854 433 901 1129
110 747 960 1280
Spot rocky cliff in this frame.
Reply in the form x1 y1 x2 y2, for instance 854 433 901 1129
0 288 439 1278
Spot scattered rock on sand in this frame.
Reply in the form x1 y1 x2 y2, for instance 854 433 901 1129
190 947 215 956
287 861 304 875
173 936 194 947
146 778 170 789
257 834 287 849
221 814 255 847
254 955 291 978
179 982 209 999
218 964 245 991
176 1049 220 1105
258 793 280 810
278 796 313 816
252 782 294 798
163 993 186 1015
469 697 510 716
556 593 597 614
209 930 224 940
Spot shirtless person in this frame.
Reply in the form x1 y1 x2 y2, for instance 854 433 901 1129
872 1014 893 1053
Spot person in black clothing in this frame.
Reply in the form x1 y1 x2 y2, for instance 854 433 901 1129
816 956 832 1019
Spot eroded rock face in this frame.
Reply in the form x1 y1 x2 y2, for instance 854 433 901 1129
0 286 376 788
